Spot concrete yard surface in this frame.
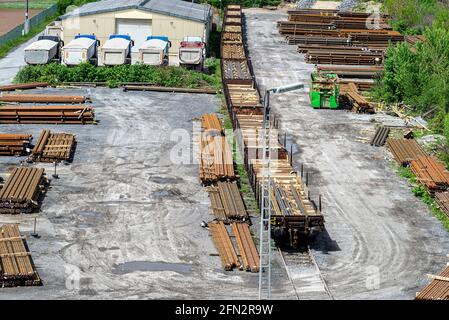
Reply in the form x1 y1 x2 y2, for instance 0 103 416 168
244 8 449 300
0 88 277 299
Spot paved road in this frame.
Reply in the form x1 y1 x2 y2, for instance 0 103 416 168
244 8 449 300
0 33 39 85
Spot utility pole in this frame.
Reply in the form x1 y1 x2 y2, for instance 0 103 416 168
258 83 304 300
24 0 30 35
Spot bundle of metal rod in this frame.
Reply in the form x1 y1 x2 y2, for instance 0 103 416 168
31 129 76 163
207 182 248 221
435 192 449 218
222 60 252 82
201 114 223 134
411 156 449 192
199 134 235 183
348 33 405 43
341 82 375 113
225 16 241 25
370 126 390 147
317 65 384 79
0 134 32 156
225 84 262 109
387 138 426 165
305 50 383 65
224 25 242 33
222 44 246 60
0 167 47 214
231 222 259 273
416 265 449 300
222 32 243 44
208 221 240 271
0 224 42 287
0 105 95 124
339 80 375 92
0 94 89 104
405 35 426 45
298 44 386 55
0 82 48 92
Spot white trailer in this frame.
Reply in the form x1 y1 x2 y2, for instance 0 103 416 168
61 35 99 66
24 36 63 65
99 35 134 66
179 36 206 71
132 36 171 66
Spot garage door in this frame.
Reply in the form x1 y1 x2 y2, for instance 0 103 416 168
116 19 152 48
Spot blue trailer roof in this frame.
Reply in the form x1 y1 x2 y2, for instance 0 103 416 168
146 36 169 42
110 34 132 41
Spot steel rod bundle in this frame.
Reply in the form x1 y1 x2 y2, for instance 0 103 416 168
0 94 89 104
0 167 47 214
222 44 246 60
207 182 248 221
410 156 449 191
0 82 48 92
0 134 32 156
416 265 449 300
387 138 426 165
199 134 235 183
31 129 76 162
370 126 390 147
209 221 240 271
0 224 42 287
222 60 252 82
0 105 95 124
231 222 259 273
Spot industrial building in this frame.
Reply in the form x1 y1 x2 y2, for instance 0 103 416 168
59 0 212 57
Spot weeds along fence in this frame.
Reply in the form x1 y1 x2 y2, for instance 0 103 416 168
0 4 58 46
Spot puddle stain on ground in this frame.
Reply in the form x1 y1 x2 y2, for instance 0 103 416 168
112 261 192 275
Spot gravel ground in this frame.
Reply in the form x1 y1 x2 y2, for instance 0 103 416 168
244 8 449 300
338 0 359 11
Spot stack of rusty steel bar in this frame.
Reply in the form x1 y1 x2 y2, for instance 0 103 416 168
435 192 449 218
0 105 95 124
0 94 89 104
410 156 449 192
222 60 252 83
0 167 47 214
386 138 426 165
208 220 259 272
0 82 48 92
207 181 248 221
370 126 390 147
0 224 42 287
199 114 235 183
222 44 246 60
209 221 240 271
416 264 449 300
317 65 383 80
0 134 32 156
339 82 375 113
219 5 325 248
31 129 76 163
278 9 408 66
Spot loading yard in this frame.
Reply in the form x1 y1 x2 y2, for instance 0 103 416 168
244 8 449 299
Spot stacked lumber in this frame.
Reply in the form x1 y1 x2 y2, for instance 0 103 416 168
387 138 426 165
0 134 32 156
0 105 95 124
0 224 42 287
207 182 248 220
410 156 449 191
209 221 240 271
0 167 47 214
0 94 88 104
416 265 449 300
231 222 259 273
31 129 76 163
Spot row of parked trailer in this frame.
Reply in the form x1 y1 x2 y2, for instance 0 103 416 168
24 33 206 69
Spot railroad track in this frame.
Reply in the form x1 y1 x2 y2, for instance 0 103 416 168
279 247 335 300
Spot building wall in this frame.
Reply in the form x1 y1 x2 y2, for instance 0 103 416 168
62 9 210 56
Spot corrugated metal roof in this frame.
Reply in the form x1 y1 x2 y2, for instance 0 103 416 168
61 0 211 23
